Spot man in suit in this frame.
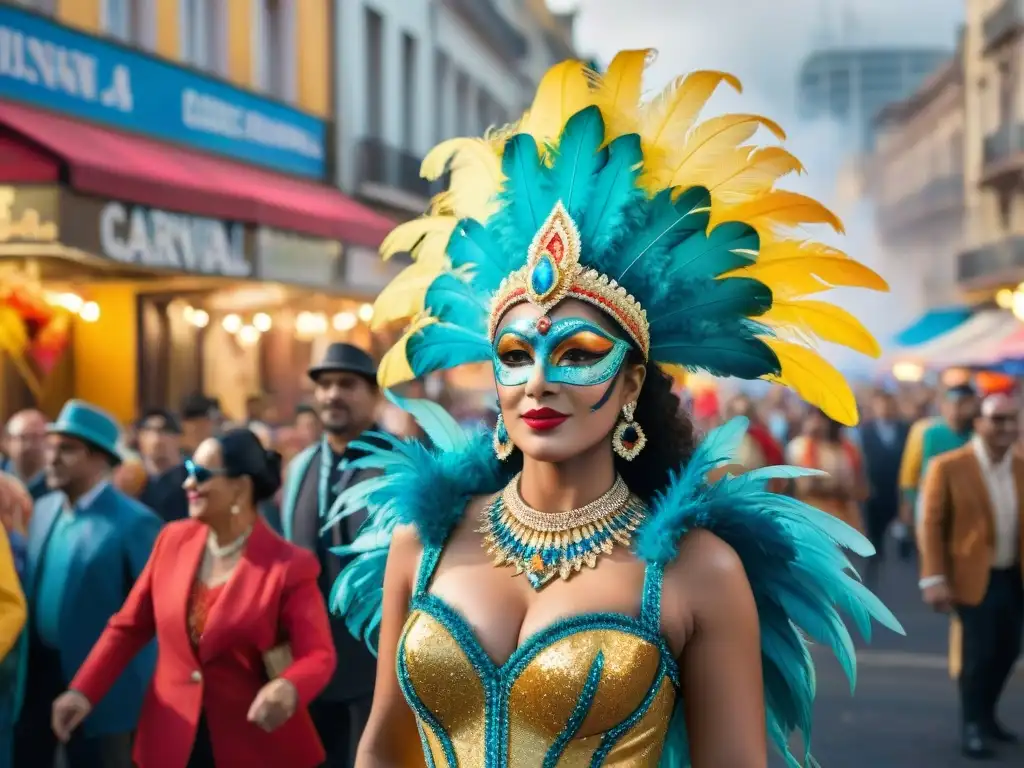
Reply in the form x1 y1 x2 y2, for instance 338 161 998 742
280 343 387 768
13 401 162 768
1 409 49 501
919 393 1024 759
859 389 910 587
135 409 189 523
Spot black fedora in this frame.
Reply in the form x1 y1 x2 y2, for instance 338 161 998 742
308 342 377 383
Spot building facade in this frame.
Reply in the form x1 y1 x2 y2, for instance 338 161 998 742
334 0 577 219
870 49 965 312
798 46 952 150
0 0 394 423
958 0 1024 301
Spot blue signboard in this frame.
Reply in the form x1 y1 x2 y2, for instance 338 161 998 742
0 5 326 179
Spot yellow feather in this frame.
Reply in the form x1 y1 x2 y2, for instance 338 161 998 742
703 146 805 204
377 317 437 389
654 114 786 191
730 254 889 298
370 255 446 330
380 216 457 261
588 49 653 139
519 60 595 146
639 70 743 148
711 190 844 235
762 338 859 426
763 299 881 358
420 138 504 221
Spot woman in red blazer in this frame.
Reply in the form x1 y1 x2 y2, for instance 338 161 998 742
51 428 337 768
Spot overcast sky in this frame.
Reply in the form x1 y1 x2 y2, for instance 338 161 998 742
545 0 966 361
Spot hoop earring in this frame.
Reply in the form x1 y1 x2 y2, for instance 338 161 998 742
612 401 646 461
493 413 514 461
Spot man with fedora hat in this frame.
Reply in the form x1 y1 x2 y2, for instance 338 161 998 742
15 400 161 768
280 343 388 767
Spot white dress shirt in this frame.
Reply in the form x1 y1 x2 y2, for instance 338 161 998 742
973 437 1020 569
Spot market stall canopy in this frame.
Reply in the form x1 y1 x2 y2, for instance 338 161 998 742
892 306 972 347
926 314 1024 368
897 310 1018 367
0 101 394 248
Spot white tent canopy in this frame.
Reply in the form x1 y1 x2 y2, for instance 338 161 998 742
895 310 1019 367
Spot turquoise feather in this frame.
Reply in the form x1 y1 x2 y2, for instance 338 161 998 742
491 134 556 263
423 271 489 332
546 106 608 220
407 322 492 379
658 221 759 285
446 219 512 293
581 133 646 259
649 334 779 379
649 278 772 328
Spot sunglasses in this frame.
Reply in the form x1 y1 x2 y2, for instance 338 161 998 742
184 459 228 484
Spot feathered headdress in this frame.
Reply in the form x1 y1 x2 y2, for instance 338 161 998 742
371 51 888 425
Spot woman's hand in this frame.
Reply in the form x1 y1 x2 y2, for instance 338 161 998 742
247 678 298 732
52 690 92 743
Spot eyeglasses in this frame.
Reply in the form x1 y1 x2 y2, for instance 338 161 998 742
184 459 227 484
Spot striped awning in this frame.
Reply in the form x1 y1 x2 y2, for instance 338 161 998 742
897 310 1019 366
892 306 972 347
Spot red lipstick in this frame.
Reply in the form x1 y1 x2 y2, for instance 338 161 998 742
522 407 568 431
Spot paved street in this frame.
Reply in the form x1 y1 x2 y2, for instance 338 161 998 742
770 552 1024 767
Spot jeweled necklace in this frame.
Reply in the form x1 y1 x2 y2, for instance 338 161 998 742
206 526 252 559
479 473 647 590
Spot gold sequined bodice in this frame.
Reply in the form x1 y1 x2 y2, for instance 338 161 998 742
397 547 679 766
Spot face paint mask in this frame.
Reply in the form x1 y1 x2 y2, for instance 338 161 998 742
493 316 631 389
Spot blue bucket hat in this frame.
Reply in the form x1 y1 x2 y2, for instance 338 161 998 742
47 400 123 465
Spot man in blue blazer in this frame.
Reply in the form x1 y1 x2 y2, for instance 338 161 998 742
14 401 161 768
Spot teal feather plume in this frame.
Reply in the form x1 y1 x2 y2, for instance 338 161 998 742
648 278 772 328
649 334 778 379
423 271 489 333
446 219 512 294
581 133 646 259
407 323 491 379
491 134 556 263
657 221 759 285
546 106 608 220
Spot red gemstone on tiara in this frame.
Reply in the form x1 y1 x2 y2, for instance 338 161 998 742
536 316 552 334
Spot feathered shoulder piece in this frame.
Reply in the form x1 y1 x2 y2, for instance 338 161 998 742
639 416 903 766
328 398 904 767
324 394 512 649
369 50 889 425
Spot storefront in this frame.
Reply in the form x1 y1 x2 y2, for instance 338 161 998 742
0 5 394 423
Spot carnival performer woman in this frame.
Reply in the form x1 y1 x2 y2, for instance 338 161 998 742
325 51 903 767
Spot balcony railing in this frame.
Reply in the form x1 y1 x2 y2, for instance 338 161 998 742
984 0 1024 51
957 236 1024 284
355 138 447 201
876 175 964 243
446 0 527 64
982 123 1024 179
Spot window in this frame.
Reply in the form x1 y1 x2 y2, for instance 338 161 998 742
104 0 152 48
18 0 56 14
401 33 417 150
365 9 384 139
181 0 224 74
434 51 449 143
255 0 295 99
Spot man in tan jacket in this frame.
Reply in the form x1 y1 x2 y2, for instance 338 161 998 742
919 393 1024 759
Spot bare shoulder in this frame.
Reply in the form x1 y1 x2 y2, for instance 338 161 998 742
665 529 754 619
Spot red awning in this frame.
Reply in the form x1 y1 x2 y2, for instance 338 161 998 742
0 100 394 248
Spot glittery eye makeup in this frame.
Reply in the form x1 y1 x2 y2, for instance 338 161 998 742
493 317 630 388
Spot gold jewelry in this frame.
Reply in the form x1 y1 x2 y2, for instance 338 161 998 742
478 473 647 590
612 401 646 460
488 202 650 358
493 413 514 460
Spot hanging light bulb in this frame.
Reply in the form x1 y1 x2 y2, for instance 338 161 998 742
253 312 272 332
237 325 261 346
333 311 357 331
191 309 210 328
997 288 1015 310
79 301 100 322
357 303 374 323
222 313 242 334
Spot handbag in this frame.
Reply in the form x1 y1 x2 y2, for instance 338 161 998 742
262 643 293 679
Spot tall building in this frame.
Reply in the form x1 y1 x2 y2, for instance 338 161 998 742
0 0 394 422
334 0 578 221
868 48 965 316
797 46 952 149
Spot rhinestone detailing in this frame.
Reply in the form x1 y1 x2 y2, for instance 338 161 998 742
479 473 647 590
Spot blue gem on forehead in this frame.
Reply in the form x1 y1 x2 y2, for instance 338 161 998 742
530 253 557 296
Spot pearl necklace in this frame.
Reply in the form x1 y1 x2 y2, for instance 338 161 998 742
206 526 252 559
478 473 646 590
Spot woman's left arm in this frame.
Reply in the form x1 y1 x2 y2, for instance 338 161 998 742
676 532 766 768
278 550 337 706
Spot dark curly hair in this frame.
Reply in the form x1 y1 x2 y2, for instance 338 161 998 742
501 354 697 504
